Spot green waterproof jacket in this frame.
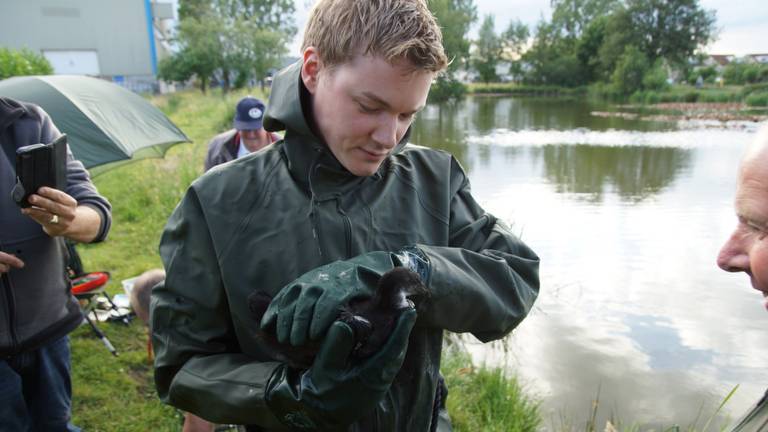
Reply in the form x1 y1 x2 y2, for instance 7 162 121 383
151 60 540 431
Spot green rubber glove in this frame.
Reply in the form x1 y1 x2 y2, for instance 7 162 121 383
264 308 417 430
260 248 429 347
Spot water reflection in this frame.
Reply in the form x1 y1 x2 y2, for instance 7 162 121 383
535 145 692 202
410 95 766 428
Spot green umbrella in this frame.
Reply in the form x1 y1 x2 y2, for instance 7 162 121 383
0 75 189 175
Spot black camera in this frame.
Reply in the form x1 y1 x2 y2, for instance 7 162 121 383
11 134 67 208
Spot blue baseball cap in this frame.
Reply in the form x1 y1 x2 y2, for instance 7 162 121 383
233 96 265 130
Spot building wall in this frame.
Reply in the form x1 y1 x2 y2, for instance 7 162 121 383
0 0 160 77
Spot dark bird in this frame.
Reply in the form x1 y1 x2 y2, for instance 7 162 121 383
247 267 428 369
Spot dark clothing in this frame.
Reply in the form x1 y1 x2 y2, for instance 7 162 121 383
0 97 111 358
204 129 281 171
0 336 79 432
152 60 540 430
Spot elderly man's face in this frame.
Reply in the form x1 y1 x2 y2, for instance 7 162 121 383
717 147 768 310
239 128 269 153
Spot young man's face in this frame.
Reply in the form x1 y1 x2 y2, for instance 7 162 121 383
302 50 434 176
717 154 768 310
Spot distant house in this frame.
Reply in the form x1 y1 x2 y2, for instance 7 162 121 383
0 0 175 93
704 54 735 69
746 54 768 64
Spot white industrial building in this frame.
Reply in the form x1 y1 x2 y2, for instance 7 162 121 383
0 0 175 93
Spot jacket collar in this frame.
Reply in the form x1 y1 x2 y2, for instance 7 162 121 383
263 60 411 195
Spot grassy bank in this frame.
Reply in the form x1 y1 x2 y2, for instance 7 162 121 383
468 82 587 97
68 88 542 431
466 81 768 107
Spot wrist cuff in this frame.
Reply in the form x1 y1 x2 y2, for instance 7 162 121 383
393 246 431 286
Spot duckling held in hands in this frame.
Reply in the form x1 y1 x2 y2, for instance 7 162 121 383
247 267 428 369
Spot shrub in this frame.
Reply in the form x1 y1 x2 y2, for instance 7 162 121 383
742 82 768 97
682 91 700 103
611 45 649 96
746 92 768 107
642 63 669 91
0 47 53 79
429 76 467 102
644 91 661 104
698 92 730 103
723 62 768 85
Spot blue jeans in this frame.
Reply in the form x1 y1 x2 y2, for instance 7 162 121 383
0 336 80 432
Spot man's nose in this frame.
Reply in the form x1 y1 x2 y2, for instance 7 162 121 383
371 115 398 149
717 234 750 273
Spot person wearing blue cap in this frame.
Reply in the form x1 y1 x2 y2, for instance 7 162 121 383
204 96 281 171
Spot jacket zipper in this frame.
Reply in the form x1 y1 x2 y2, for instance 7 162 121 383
1 272 19 354
336 200 353 258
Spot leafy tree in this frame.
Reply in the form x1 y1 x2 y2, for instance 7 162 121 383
166 0 295 92
0 47 53 79
611 45 648 95
575 15 608 81
162 12 224 93
550 0 618 39
522 20 588 86
642 61 669 91
501 19 529 59
624 0 716 67
501 20 529 81
158 52 195 84
520 0 716 91
429 0 477 101
473 15 503 83
688 65 717 84
723 62 768 85
430 0 477 73
596 8 638 80
222 0 296 35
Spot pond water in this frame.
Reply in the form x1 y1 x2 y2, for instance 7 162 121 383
411 96 766 429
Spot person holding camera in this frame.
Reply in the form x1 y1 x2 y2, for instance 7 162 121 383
0 96 112 431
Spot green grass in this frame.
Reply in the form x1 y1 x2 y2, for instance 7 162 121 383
746 92 768 107
468 82 587 97
442 346 541 432
467 81 751 105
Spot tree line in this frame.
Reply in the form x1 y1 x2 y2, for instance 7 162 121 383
115 0 726 99
470 0 718 96
159 0 296 94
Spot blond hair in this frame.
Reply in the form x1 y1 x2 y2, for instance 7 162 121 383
302 0 448 72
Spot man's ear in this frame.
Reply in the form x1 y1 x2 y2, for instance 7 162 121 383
301 47 322 94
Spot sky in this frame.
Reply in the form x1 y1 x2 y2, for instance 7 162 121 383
288 0 768 57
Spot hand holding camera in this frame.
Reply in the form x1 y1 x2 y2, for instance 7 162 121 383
21 187 78 237
10 134 77 237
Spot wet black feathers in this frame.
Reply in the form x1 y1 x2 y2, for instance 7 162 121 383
247 267 428 369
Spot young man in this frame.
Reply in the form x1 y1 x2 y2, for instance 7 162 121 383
204 96 281 171
152 1 540 430
717 124 768 430
0 97 112 431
